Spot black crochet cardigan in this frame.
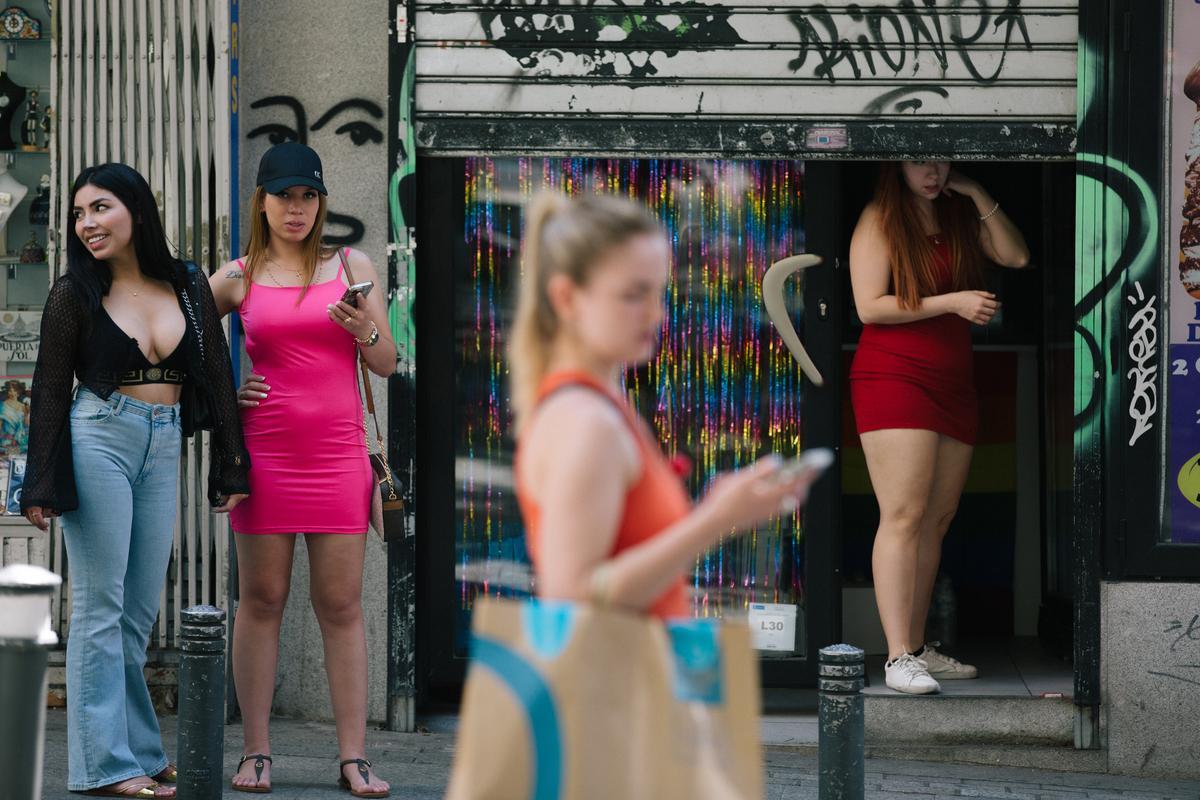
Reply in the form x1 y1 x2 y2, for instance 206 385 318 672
22 267 250 512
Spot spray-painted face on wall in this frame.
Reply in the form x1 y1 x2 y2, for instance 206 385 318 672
246 95 384 246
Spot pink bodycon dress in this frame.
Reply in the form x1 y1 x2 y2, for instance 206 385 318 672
229 251 372 534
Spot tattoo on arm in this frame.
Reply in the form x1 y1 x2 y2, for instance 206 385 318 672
224 269 243 279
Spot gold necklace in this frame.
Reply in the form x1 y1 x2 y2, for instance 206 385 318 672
264 256 303 287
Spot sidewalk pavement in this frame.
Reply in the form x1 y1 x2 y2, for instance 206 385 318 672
40 710 1200 799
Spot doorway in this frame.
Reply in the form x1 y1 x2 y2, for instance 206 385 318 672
413 157 1077 706
416 156 835 704
823 160 1077 695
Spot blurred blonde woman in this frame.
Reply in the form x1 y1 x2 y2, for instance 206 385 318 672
512 192 813 618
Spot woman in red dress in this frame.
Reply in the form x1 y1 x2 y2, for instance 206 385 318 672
849 161 1029 694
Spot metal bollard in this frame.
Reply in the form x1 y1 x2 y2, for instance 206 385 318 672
818 644 865 800
0 564 62 800
177 605 228 800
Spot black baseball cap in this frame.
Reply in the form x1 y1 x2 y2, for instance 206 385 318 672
256 141 328 195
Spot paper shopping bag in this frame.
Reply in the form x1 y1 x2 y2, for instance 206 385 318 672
445 597 763 800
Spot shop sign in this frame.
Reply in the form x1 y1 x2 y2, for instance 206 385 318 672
748 602 797 652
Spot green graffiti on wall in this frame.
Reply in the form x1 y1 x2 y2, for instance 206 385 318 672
389 46 417 375
1073 155 1158 437
1073 38 1161 442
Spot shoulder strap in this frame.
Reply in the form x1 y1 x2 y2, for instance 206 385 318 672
337 247 384 448
233 258 252 302
337 247 355 285
180 261 205 360
534 374 647 446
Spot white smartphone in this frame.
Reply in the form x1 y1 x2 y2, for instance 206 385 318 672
340 280 374 307
774 447 835 482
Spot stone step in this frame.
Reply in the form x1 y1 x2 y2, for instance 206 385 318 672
864 694 1074 747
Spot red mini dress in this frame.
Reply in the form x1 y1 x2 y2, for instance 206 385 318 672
516 371 692 619
849 236 978 446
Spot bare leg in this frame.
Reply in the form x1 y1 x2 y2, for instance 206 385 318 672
305 534 389 796
230 533 296 790
861 428 940 660
909 435 974 647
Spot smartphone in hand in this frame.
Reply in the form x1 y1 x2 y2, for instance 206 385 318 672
774 447 835 483
340 281 374 307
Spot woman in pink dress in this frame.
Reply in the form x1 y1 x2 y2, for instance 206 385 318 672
208 142 394 797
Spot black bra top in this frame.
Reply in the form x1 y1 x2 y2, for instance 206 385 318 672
100 308 189 385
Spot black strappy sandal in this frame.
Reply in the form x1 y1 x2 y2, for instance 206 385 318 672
231 753 272 794
337 758 389 798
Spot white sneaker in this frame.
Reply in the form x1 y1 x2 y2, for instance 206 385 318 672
884 653 941 694
919 642 978 680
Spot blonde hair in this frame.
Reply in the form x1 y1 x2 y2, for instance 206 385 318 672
509 191 661 433
243 185 336 299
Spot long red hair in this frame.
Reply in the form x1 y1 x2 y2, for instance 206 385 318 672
874 162 986 310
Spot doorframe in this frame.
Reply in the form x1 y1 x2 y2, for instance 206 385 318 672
414 157 466 702
777 160 844 688
1073 0 1170 748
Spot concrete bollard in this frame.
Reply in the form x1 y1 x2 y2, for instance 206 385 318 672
818 643 865 800
177 605 228 800
0 564 62 800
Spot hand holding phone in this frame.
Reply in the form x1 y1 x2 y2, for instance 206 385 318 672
773 447 835 483
340 280 374 308
770 447 833 513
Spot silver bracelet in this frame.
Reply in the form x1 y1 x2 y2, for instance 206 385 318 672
978 201 1000 222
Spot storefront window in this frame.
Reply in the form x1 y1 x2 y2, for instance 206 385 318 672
1166 0 1200 545
0 5 52 519
454 157 808 652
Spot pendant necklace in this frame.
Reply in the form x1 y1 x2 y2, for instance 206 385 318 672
265 256 303 287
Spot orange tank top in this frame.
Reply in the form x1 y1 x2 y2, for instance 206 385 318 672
516 371 692 619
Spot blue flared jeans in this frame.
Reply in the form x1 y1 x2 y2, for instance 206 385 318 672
60 388 181 790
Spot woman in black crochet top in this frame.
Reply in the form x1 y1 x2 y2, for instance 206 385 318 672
22 163 249 798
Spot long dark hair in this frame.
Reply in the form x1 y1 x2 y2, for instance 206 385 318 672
874 162 985 310
65 163 183 314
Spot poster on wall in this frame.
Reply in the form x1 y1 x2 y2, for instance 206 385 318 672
0 311 39 460
1169 0 1200 543
0 458 11 514
0 375 31 458
5 456 25 515
0 310 40 361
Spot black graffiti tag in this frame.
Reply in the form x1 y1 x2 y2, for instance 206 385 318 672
465 0 747 80
1147 615 1200 689
787 0 1033 87
1165 614 1200 653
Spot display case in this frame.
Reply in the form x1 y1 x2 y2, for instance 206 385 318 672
0 3 52 523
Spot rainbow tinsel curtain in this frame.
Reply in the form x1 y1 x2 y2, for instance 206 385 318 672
455 157 809 654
